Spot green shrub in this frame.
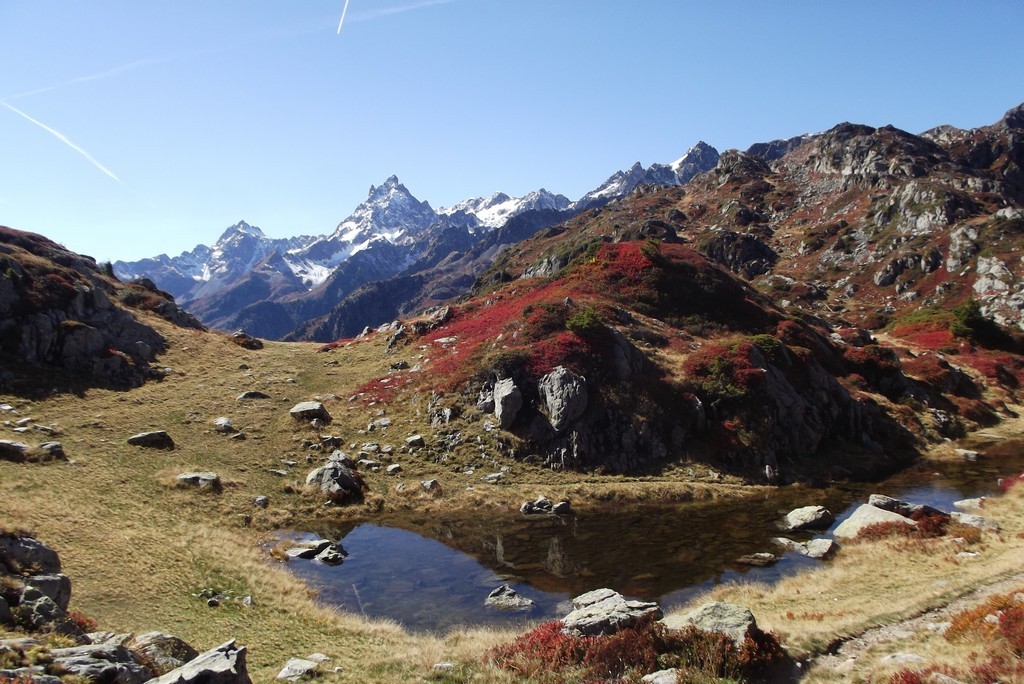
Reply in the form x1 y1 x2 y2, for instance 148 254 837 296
565 306 603 337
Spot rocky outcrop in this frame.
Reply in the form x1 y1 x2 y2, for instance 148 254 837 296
49 643 152 684
126 632 200 676
149 640 252 684
493 378 522 429
289 402 332 424
305 458 365 504
538 366 588 432
561 588 663 637
666 601 758 644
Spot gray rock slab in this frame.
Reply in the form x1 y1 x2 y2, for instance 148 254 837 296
0 440 29 461
126 632 200 677
951 511 1000 531
665 601 757 644
832 504 916 539
0 534 62 573
562 588 662 636
24 573 71 611
485 584 535 611
493 378 522 430
176 472 221 489
289 402 332 423
50 643 152 684
784 505 834 531
148 639 252 684
127 431 175 449
276 657 320 681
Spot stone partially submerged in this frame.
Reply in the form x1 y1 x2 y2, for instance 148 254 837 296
485 584 535 611
833 504 917 539
561 588 662 637
784 505 833 531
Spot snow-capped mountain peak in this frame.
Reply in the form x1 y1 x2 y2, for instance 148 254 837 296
439 188 571 230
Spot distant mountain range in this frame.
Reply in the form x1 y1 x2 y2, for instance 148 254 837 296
114 143 722 340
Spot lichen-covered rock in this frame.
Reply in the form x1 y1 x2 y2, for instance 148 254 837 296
538 366 588 432
784 505 834 531
561 588 662 637
148 640 252 684
666 601 758 643
50 643 152 684
493 378 522 430
833 504 917 539
305 463 364 504
126 632 200 676
485 584 535 611
289 402 332 423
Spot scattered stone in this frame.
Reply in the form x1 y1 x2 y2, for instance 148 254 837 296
520 497 572 516
493 378 522 430
481 472 503 483
485 584 535 611
50 643 152 684
562 588 663 637
955 448 981 461
736 553 778 567
305 462 364 504
405 434 426 448
551 501 573 515
832 504 916 539
421 479 440 492
126 632 200 676
643 670 679 684
433 662 454 671
667 601 758 644
953 497 984 511
213 417 234 433
176 472 221 490
0 440 29 461
289 402 332 424
36 442 66 460
231 330 263 350
784 505 834 531
385 464 402 475
147 639 252 684
127 431 175 450
236 391 270 401
879 652 927 666
314 546 346 566
276 657 320 681
951 511 999 531
774 537 839 559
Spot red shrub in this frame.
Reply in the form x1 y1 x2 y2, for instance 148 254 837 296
66 608 98 632
999 473 1024 493
998 603 1024 656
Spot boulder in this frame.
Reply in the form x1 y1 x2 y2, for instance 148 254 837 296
125 632 199 676
736 553 778 567
538 366 588 431
832 504 917 539
49 643 152 684
385 464 402 475
493 378 522 430
213 417 233 433
314 546 346 565
666 601 758 644
562 588 663 637
484 584 535 611
868 494 947 519
0 440 29 462
236 391 270 401
254 496 269 508
421 479 440 492
23 573 71 611
953 497 984 511
36 442 66 460
305 463 364 504
0 534 61 574
148 639 252 684
276 657 320 681
289 402 332 424
405 434 425 448
127 431 175 449
784 505 833 531
230 331 263 350
176 472 221 490
774 537 839 559
643 670 679 684
951 511 999 531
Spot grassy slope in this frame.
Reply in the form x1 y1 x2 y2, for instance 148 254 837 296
3 315 1023 682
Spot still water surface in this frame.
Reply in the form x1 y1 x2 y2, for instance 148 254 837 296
277 439 1024 632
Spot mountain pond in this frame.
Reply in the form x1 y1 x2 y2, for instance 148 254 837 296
271 436 1024 633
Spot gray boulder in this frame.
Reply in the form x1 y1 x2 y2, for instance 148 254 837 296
148 639 252 684
485 584 535 611
0 440 29 461
236 391 270 401
0 534 61 574
213 417 233 433
643 670 679 684
50 643 152 684
37 441 66 460
305 463 364 504
784 505 833 531
833 504 917 539
176 472 221 490
774 537 839 559
562 588 662 637
276 658 320 681
127 431 174 449
868 494 947 519
666 601 758 644
126 632 199 676
289 402 332 424
493 378 522 430
951 511 999 531
24 573 71 611
538 366 588 431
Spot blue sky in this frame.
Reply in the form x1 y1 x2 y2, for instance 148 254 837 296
2 1 1022 262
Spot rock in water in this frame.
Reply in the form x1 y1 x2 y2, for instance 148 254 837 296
289 402 332 424
127 431 175 449
784 505 833 531
561 588 662 636
485 584 535 611
148 640 252 684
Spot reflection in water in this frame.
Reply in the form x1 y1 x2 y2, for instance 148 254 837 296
281 445 1024 632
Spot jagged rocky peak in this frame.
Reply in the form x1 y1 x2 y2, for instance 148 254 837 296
332 175 437 243
439 188 571 230
671 141 721 179
1001 102 1024 129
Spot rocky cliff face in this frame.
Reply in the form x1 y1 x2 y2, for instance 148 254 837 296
0 227 202 391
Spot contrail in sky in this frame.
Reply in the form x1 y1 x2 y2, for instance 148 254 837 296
337 0 351 34
3 58 164 101
0 100 125 186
